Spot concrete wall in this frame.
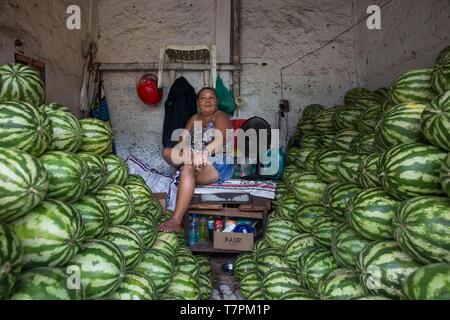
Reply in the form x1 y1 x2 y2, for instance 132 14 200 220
354 0 450 90
0 0 92 117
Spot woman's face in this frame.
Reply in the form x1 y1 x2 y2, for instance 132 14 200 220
197 89 218 116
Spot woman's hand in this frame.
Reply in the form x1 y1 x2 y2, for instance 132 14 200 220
192 150 209 171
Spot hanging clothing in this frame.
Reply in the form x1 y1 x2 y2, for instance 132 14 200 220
162 77 198 149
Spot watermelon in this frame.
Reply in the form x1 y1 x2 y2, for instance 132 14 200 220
125 182 153 215
233 253 256 280
12 199 85 269
279 289 318 300
103 225 144 270
147 197 163 222
346 188 399 241
96 184 135 225
357 153 381 188
375 102 428 150
331 224 370 269
9 267 84 300
0 223 22 299
0 64 45 106
402 263 450 300
246 288 266 300
352 295 391 300
127 174 146 185
164 271 200 300
314 149 348 183
382 100 395 112
77 152 108 194
134 249 174 294
390 69 436 104
195 255 212 277
333 106 364 131
296 148 315 168
253 239 271 255
373 87 390 101
175 253 200 280
41 151 89 203
317 269 367 300
379 143 446 200
291 172 328 203
357 241 421 299
104 155 128 186
68 239 125 299
158 294 182 300
393 196 450 264
110 271 156 300
44 108 83 152
41 102 71 114
353 93 384 110
262 267 302 300
72 196 109 239
322 182 362 222
312 215 339 248
351 134 376 154
286 147 302 166
431 46 450 94
276 193 302 220
300 133 320 149
441 152 450 197
152 232 180 258
256 248 290 278
332 130 360 151
337 153 366 184
0 147 49 222
79 119 113 156
265 218 300 250
285 171 304 191
198 274 213 300
344 87 370 105
314 109 336 134
421 90 450 151
284 234 318 269
240 271 261 299
126 214 157 249
297 118 315 135
274 181 288 202
303 104 325 120
297 249 337 291
295 203 326 233
177 245 192 256
0 101 52 156
318 133 335 149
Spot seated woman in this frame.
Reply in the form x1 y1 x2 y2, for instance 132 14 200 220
159 87 234 233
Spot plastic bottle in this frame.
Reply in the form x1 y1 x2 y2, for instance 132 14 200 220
194 214 200 242
200 217 207 241
207 217 214 241
189 214 197 246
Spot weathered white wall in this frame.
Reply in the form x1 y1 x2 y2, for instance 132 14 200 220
354 0 450 90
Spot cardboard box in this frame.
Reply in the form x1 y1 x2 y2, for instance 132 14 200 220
213 231 254 252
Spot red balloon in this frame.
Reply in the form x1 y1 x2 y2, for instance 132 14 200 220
137 74 163 106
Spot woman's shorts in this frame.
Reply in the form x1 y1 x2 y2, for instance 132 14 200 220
212 161 235 184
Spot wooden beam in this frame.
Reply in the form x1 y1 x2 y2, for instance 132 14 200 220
97 63 242 72
231 0 241 114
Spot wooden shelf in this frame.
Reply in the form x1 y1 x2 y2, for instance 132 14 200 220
188 207 264 219
189 241 250 254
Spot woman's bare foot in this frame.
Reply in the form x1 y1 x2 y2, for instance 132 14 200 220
159 217 183 233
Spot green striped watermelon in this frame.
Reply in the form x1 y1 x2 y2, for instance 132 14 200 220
68 239 125 299
390 69 437 104
79 119 113 156
286 147 302 166
253 239 271 255
297 249 337 291
346 188 399 241
276 193 302 220
77 152 108 194
135 249 174 294
441 152 450 197
196 255 212 277
382 100 395 112
152 232 179 258
103 225 144 270
147 197 163 222
421 91 450 151
322 182 362 222
0 101 52 156
373 87 390 101
0 147 49 222
333 106 364 131
344 87 370 105
431 46 450 94
127 174 146 185
353 93 384 110
246 288 266 300
317 269 367 300
318 133 335 149
96 184 135 225
176 245 192 256
12 199 85 269
284 234 318 269
333 130 360 151
126 214 157 249
175 253 200 280
274 181 288 202
312 215 339 248
393 196 450 264
198 274 212 300
104 155 129 186
44 108 83 153
379 143 446 200
357 153 381 188
285 171 304 191
256 248 290 277
375 103 428 150
41 151 89 203
41 102 71 114
262 267 302 300
295 203 326 233
158 294 182 300
125 182 153 215
301 133 320 149
337 153 366 184
72 196 108 239
303 104 325 120
402 263 450 300
297 118 315 135
292 172 328 203
0 64 45 106
240 271 261 299
0 223 22 299
279 289 318 300
331 224 370 269
314 109 336 134
351 134 376 154
10 267 84 300
296 148 315 168
314 149 348 183
351 295 391 300
357 241 422 299
233 253 256 280
265 218 300 250
110 271 156 300
303 151 321 174
164 271 200 300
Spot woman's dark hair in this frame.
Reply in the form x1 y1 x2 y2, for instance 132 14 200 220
197 87 217 101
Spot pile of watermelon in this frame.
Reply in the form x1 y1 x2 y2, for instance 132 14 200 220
235 46 450 300
0 63 213 300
